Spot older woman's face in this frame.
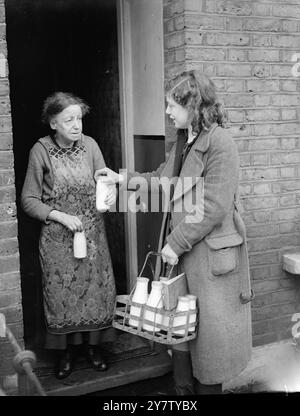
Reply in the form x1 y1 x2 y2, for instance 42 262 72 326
166 96 190 129
50 104 83 143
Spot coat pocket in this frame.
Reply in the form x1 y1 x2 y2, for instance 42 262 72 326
205 232 243 277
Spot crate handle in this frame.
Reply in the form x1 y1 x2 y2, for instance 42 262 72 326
138 251 175 280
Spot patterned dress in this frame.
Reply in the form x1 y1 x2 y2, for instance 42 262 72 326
38 136 116 336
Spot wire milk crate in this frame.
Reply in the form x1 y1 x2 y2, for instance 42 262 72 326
112 251 198 345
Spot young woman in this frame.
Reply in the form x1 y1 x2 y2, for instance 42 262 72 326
97 70 253 395
21 92 117 379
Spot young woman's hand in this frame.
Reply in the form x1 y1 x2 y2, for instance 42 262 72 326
94 167 124 184
161 243 179 265
48 210 83 232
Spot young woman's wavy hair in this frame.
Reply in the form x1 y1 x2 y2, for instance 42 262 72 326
165 70 227 135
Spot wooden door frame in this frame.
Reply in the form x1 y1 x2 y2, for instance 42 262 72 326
116 0 138 291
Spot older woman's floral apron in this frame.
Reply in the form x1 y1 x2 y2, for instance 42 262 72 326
39 137 116 335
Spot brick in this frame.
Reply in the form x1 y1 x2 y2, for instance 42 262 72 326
185 47 225 60
0 203 16 221
249 251 279 267
252 210 272 223
230 124 251 137
254 95 272 106
273 5 300 19
253 183 272 195
217 63 252 77
216 0 252 16
0 221 17 240
0 272 21 291
0 186 15 203
226 79 244 92
281 180 300 192
249 139 279 151
280 194 297 207
272 64 296 78
245 18 281 32
279 222 298 234
185 14 224 30
250 153 269 166
174 15 184 31
0 238 19 256
226 17 243 31
165 32 185 49
0 80 9 96
252 65 271 79
228 49 247 62
245 109 280 122
243 196 278 211
213 79 226 91
280 167 296 177
282 20 299 33
248 238 270 252
206 32 250 46
239 154 250 166
220 93 254 107
250 266 270 281
0 304 23 323
184 0 203 12
272 94 300 106
252 124 273 136
248 50 280 62
0 133 13 150
252 304 296 322
271 35 300 49
239 183 252 196
247 80 280 93
203 0 215 13
253 4 271 16
281 50 299 63
269 234 298 249
227 109 244 122
0 290 21 308
282 109 297 121
272 123 299 136
164 0 184 19
247 224 278 238
253 34 271 47
240 167 278 181
0 117 11 132
272 207 300 221
271 152 300 165
0 170 15 186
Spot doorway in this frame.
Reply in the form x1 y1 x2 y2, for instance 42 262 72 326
5 0 126 349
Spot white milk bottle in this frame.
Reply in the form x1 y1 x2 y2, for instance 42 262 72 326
129 277 149 327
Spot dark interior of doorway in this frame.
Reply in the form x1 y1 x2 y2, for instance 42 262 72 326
5 0 127 350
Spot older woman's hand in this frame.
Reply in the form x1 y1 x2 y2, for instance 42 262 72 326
48 210 83 232
94 167 124 184
161 243 179 265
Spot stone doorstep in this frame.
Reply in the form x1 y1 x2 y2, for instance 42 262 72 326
223 338 300 394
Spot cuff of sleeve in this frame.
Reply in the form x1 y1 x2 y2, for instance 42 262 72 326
41 206 53 224
166 228 192 257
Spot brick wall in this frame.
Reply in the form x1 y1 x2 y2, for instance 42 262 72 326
0 0 23 379
163 0 300 346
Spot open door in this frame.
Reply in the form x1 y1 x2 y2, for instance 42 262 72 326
117 0 165 289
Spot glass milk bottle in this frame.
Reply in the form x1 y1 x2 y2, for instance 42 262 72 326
143 281 163 332
96 177 109 212
73 231 87 259
159 277 169 331
186 294 197 333
129 277 149 328
173 296 189 336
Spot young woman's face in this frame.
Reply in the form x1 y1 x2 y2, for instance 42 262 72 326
50 104 83 143
166 96 190 129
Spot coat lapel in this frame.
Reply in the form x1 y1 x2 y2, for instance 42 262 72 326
171 123 218 203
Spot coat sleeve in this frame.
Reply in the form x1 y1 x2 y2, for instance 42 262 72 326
21 143 54 223
166 130 239 257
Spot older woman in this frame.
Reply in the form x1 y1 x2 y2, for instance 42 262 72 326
21 92 116 379
98 70 253 395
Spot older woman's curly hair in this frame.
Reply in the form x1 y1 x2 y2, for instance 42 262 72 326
165 70 227 135
42 92 90 124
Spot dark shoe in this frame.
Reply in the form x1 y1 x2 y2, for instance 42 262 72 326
86 346 108 371
194 379 223 395
54 349 75 380
172 349 195 395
